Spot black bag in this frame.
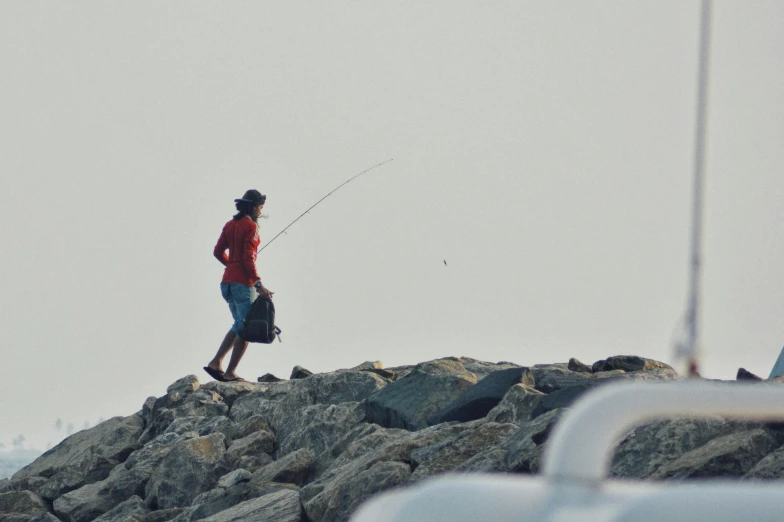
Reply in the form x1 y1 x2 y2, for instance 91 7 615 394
240 297 282 343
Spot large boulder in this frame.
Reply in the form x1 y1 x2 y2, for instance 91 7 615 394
12 415 143 492
503 409 564 473
225 430 275 465
485 384 544 424
53 464 147 522
140 383 229 444
364 359 477 431
198 489 303 522
276 402 365 458
530 366 595 394
745 446 784 479
145 433 227 510
530 381 604 419
169 470 253 522
250 449 314 487
592 355 674 373
0 490 49 518
92 495 150 522
455 358 522 381
650 428 780 479
428 367 534 424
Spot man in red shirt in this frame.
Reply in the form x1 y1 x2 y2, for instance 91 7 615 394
205 189 274 383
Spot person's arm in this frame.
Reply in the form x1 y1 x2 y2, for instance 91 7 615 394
213 227 229 266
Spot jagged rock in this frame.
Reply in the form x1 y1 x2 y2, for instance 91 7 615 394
410 421 517 481
28 514 62 522
36 467 89 501
485 384 545 424
593 355 674 373
567 358 593 373
198 489 302 522
361 368 396 380
745 446 784 478
257 373 284 383
145 433 227 510
162 416 235 441
307 460 410 522
650 428 780 479
8 477 47 494
310 424 409 481
243 482 300 502
0 479 9 494
230 372 387 433
276 402 365 458
53 463 147 522
141 507 184 522
232 455 273 474
531 381 604 419
170 470 254 522
0 490 49 517
93 495 150 522
456 358 521 381
364 359 477 431
737 368 763 381
12 415 143 491
384 364 416 380
611 417 749 479
290 366 313 379
123 433 183 481
250 449 314 486
429 367 534 424
201 381 258 407
530 366 594 394
349 361 383 371
504 409 564 473
217 470 252 489
139 388 229 444
231 415 273 441
225 430 275 465
167 376 200 396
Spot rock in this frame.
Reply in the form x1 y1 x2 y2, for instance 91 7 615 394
364 359 477 431
36 467 90 501
225 431 275 465
530 366 594 394
485 384 545 424
531 381 605 419
567 358 593 373
611 417 754 479
308 460 411 522
745 446 784 479
257 373 284 383
276 403 365 458
124 433 182 480
28 514 62 522
456 358 521 381
93 495 150 522
243 482 300 502
141 508 184 522
429 368 534 424
139 389 229 444
593 355 674 373
145 433 227 510
0 490 49 517
250 449 314 487
167 375 200 396
349 361 383 371
162 416 234 441
231 415 273 441
12 415 143 490
217 470 252 489
52 464 147 522
232 455 273 474
737 368 763 381
361 368 396 380
651 428 780 479
198 489 303 522
310 424 409 481
201 381 258 408
172 472 254 522
0 479 8 494
410 421 517 481
290 366 313 379
504 409 564 473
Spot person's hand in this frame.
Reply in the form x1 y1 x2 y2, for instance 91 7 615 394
261 287 274 299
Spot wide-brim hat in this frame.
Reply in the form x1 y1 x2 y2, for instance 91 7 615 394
235 189 266 206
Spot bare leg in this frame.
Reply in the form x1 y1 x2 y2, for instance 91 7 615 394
224 335 249 380
208 329 237 372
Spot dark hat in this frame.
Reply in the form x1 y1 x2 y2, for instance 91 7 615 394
235 189 266 206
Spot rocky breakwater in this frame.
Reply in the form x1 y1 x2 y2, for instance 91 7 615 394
5 355 784 522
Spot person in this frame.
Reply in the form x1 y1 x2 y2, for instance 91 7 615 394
204 189 274 383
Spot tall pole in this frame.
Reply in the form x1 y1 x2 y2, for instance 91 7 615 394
684 0 713 377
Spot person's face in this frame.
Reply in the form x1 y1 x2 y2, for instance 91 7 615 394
253 204 264 218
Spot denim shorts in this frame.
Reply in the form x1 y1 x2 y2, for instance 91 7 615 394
220 283 258 336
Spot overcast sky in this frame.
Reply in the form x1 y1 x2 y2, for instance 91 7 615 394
1 1 782 451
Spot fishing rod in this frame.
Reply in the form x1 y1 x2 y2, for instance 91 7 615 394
258 158 394 253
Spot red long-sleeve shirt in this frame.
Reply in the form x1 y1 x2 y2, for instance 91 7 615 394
214 217 261 286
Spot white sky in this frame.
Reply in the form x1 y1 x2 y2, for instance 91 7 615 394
1 1 782 451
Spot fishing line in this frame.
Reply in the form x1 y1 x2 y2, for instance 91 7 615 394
258 158 394 253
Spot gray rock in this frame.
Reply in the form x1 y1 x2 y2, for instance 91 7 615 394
567 358 593 373
243 482 300 502
531 381 606 419
171 478 253 522
28 514 62 522
141 507 184 522
745 446 784 479
232 455 273 474
250 449 314 487
429 367 533 424
611 417 753 479
145 433 227 510
199 489 302 522
456 358 521 381
362 368 396 380
651 428 780 479
310 424 409 481
201 381 258 408
364 359 477 431
12 415 143 491
124 433 181 480
0 490 48 516
8 477 47 494
290 366 313 379
53 464 147 522
217 470 252 489
36 467 89 501
93 495 150 522
485 384 545 425
410 421 517 481
530 366 595 394
139 390 229 444
0 479 8 494
348 361 383 371
258 373 284 383
504 409 564 472
737 368 763 381
305 461 410 522
231 415 273 441
163 416 235 441
276 402 365 458
225 431 275 465
167 375 200 396
593 355 674 373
